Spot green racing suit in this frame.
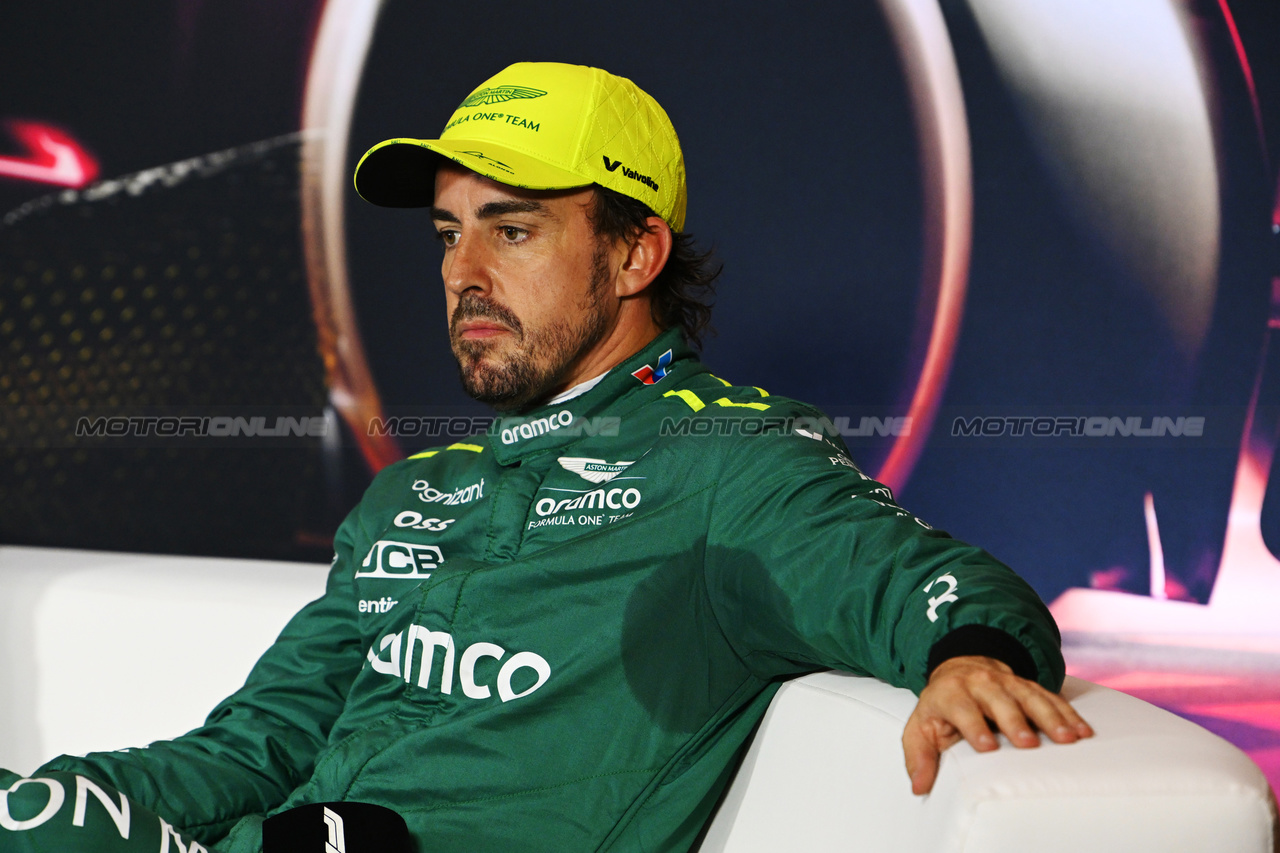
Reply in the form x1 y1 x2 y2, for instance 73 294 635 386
30 327 1064 852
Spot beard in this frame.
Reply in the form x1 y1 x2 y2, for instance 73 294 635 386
449 246 612 412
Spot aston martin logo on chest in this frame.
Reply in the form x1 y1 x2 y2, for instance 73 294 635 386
557 457 635 484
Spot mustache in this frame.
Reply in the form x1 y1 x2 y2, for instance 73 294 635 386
449 294 523 338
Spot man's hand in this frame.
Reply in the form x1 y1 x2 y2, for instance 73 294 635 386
902 655 1093 795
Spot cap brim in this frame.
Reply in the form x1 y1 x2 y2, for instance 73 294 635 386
354 138 592 207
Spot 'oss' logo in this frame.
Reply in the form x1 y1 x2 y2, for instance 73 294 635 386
394 511 454 532
356 540 442 579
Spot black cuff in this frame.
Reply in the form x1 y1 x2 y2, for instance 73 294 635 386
926 624 1039 682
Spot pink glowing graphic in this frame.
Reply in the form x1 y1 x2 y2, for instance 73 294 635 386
0 121 99 188
871 0 973 494
295 0 976 484
999 0 1280 791
1050 257 1280 639
1054 278 1280 790
299 0 402 474
1218 0 1268 170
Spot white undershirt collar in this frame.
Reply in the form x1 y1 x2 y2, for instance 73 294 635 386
547 371 609 405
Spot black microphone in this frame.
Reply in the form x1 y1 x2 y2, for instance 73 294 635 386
262 802 413 853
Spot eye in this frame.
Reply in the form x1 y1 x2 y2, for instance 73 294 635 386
435 229 459 248
499 226 528 243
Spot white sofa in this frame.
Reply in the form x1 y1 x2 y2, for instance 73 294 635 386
0 545 1274 852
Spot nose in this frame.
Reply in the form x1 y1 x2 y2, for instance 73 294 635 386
442 232 491 297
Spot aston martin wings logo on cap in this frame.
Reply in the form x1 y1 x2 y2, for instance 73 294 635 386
558 457 635 484
459 86 548 107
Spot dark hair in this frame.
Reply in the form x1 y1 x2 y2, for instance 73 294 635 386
588 185 720 349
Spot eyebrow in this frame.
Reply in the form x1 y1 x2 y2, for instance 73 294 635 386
429 199 551 223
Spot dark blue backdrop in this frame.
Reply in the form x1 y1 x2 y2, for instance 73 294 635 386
2 0 1278 608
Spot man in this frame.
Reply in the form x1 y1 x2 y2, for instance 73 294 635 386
7 62 1088 852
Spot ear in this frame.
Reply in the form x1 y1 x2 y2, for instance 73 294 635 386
614 217 673 298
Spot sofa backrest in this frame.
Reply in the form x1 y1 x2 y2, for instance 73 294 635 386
2 545 1274 852
0 545 327 774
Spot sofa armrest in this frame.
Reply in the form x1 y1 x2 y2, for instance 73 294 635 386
700 671 1276 853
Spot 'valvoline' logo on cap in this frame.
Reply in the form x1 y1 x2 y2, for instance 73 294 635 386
603 156 659 193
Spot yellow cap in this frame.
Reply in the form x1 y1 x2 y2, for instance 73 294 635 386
354 62 687 231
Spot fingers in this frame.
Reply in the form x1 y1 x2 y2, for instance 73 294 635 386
924 657 1019 751
1005 682 1092 744
985 687 1040 748
901 716 939 795
903 656 1095 795
929 656 1094 749
939 690 1001 753
902 710 961 795
1051 690 1094 739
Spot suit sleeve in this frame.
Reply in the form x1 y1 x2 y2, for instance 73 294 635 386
38 506 369 843
703 404 1064 695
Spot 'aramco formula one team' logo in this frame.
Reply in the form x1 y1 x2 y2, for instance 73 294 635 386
459 86 547 107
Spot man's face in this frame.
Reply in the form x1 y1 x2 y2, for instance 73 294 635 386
431 164 618 411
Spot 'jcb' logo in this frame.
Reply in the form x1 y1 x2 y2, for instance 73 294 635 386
356 540 442 579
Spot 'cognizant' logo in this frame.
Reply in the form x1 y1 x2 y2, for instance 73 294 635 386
500 410 574 445
412 479 484 505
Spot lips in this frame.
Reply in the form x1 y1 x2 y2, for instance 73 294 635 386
455 320 511 340
450 294 523 343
